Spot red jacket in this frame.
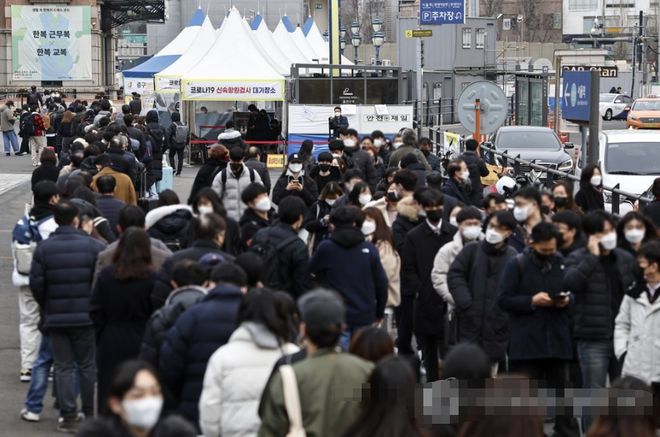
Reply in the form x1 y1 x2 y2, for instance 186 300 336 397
31 113 46 137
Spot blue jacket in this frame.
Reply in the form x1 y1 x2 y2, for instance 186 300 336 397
30 226 106 329
442 178 468 204
497 249 573 361
159 284 243 424
96 195 125 234
310 227 388 327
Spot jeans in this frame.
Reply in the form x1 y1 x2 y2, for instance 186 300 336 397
577 339 621 431
18 286 41 369
24 336 52 414
3 130 19 153
51 327 96 418
340 324 370 352
169 148 184 174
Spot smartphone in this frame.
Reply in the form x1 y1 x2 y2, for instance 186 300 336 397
552 292 569 302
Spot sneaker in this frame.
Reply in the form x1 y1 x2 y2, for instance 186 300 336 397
20 408 40 422
57 418 79 434
20 369 31 382
5 153 9 156
15 152 25 156
58 412 85 424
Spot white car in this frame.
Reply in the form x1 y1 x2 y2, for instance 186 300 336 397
599 93 632 121
597 130 660 213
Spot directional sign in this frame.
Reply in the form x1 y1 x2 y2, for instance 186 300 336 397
561 71 591 122
405 29 433 38
420 0 465 25
457 81 508 134
562 65 618 78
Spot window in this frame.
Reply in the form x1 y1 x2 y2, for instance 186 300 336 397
583 17 596 34
568 0 598 11
462 28 472 49
552 12 562 29
475 29 486 49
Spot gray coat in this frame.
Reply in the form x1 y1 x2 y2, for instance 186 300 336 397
0 105 17 132
212 163 263 222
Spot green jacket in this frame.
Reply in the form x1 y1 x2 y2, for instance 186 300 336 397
258 348 374 437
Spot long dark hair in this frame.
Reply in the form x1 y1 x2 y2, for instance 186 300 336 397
192 187 228 218
108 360 160 403
363 207 394 247
580 163 602 189
348 182 370 207
551 181 580 213
237 288 291 343
111 227 153 280
343 357 429 437
617 211 658 252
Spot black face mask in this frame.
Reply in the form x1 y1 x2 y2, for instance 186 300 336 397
421 149 430 157
554 196 568 208
426 209 443 224
386 191 400 202
229 163 242 174
319 163 331 172
541 205 551 216
534 251 554 263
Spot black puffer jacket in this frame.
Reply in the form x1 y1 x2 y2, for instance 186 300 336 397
30 226 106 329
447 240 518 362
563 248 637 340
458 150 490 207
146 205 193 251
188 158 226 204
145 110 165 184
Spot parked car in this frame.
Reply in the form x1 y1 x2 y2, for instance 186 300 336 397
484 126 575 176
626 97 660 129
599 93 632 120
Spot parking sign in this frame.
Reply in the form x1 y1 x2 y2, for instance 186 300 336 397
420 0 466 25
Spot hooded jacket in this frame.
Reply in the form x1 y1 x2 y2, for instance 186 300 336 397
212 163 263 222
188 158 227 204
217 129 245 150
310 227 388 326
12 204 58 287
0 104 17 131
146 204 194 250
199 322 299 437
392 196 420 254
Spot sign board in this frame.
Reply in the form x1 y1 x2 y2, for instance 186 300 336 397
123 77 155 116
11 5 92 81
561 71 591 122
420 0 465 25
457 81 508 134
561 65 618 78
181 80 285 101
288 104 414 135
405 29 433 38
266 154 285 168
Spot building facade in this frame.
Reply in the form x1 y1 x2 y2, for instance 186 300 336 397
563 0 658 42
481 0 563 43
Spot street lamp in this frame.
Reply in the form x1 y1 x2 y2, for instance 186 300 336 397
372 31 384 65
340 37 347 56
372 17 383 33
340 24 347 40
351 20 361 64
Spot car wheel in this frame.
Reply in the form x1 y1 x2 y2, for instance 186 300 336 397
605 109 612 121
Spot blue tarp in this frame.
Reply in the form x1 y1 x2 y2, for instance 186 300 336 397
302 17 314 36
122 54 180 77
187 8 206 27
281 15 296 32
251 14 263 31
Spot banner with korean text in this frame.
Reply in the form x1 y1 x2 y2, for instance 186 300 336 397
181 79 285 101
11 5 92 81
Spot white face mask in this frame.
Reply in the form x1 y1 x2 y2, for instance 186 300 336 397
600 231 617 251
344 139 356 148
373 139 383 148
392 141 403 149
122 396 163 430
624 228 645 244
513 205 530 222
254 197 271 212
361 220 377 236
485 228 505 245
332 153 343 159
462 225 482 241
590 175 602 187
198 205 214 216
449 217 458 227
326 198 337 206
289 163 303 173
335 112 341 117
359 194 372 206
460 171 471 183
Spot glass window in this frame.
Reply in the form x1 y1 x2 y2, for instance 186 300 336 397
632 100 660 110
600 93 616 102
530 82 544 126
496 130 561 149
462 28 472 49
605 142 660 175
569 0 598 11
475 29 486 49
583 17 595 34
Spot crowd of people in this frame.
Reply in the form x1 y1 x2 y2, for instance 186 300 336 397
7 91 660 437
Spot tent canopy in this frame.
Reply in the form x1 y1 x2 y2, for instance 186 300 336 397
273 19 310 64
305 19 353 65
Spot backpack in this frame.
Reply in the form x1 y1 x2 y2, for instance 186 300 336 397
129 136 141 153
249 229 300 290
218 167 256 197
172 123 189 146
146 126 164 155
27 92 40 106
20 113 35 137
12 214 50 275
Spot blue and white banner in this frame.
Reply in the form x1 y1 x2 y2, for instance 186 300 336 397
420 0 465 25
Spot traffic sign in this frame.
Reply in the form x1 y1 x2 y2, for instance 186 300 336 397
457 81 508 135
562 65 618 78
405 29 433 38
561 71 591 122
420 0 465 25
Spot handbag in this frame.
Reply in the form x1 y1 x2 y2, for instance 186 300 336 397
280 364 307 437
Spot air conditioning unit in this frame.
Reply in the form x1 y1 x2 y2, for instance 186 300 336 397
381 59 392 66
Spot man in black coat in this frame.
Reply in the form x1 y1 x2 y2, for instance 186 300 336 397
329 106 349 139
129 92 142 115
244 146 271 193
151 213 234 309
401 188 457 381
95 175 125 233
30 201 105 432
447 210 518 373
124 114 148 160
339 129 378 192
442 159 470 204
642 177 660 228
459 139 490 207
498 223 581 437
562 211 637 431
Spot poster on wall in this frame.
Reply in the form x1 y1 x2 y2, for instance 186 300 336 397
123 77 155 116
11 5 92 81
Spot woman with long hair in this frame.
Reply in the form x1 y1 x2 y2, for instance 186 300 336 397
552 181 581 214
575 164 605 213
616 211 657 255
347 182 372 208
190 187 241 255
57 110 76 159
188 144 228 204
199 288 299 437
342 357 430 437
363 207 401 311
90 228 156 413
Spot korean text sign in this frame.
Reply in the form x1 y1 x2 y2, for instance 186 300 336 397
561 71 591 122
420 0 466 25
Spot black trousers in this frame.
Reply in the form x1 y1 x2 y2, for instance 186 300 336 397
509 359 581 437
395 296 415 356
19 134 30 154
419 334 441 382
169 148 184 174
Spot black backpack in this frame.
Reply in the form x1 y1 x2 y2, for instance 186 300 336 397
20 113 35 136
249 229 299 290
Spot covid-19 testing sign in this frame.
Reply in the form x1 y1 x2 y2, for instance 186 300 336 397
11 5 92 81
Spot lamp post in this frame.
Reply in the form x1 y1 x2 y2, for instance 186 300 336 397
372 17 383 33
372 31 384 65
340 37 346 56
351 20 361 64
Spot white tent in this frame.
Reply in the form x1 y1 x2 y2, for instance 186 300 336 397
273 20 310 65
242 18 290 76
181 8 285 101
292 27 319 62
252 18 294 76
305 19 354 65
154 16 216 94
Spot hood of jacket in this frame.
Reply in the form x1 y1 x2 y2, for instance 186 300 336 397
218 129 242 141
396 196 419 221
145 204 193 229
30 204 54 221
330 226 365 248
230 321 281 349
165 285 208 307
146 109 159 124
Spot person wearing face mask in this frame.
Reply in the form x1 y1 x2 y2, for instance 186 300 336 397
371 130 392 164
498 223 581 437
551 181 581 215
212 147 263 223
387 128 431 171
347 182 373 209
362 138 386 181
340 128 379 192
239 182 276 248
614 241 660 423
458 139 490 207
442 159 471 204
400 189 457 380
76 360 197 437
616 211 657 256
272 153 318 209
304 182 344 253
552 210 586 256
310 206 388 350
329 106 349 139
418 137 441 171
309 151 342 193
575 164 605 213
510 187 548 252
364 181 400 227
563 211 637 432
447 211 518 376
191 188 242 256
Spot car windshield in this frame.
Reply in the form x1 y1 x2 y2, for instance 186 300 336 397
600 94 616 102
632 100 660 111
606 142 660 175
496 130 560 149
